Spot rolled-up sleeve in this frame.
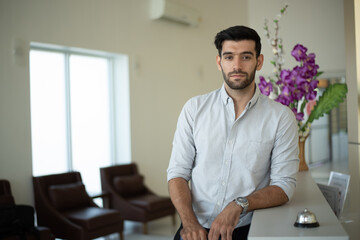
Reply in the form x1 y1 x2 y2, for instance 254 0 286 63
270 107 299 200
167 99 196 182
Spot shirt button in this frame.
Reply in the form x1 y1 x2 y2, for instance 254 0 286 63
222 181 225 186
228 140 233 144
217 201 221 206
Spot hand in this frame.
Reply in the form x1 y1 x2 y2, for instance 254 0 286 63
180 224 208 240
208 201 242 240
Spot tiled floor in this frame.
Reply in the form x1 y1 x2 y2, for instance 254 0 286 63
95 215 179 240
123 216 179 239
56 216 178 240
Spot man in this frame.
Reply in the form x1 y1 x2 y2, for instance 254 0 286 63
167 25 299 240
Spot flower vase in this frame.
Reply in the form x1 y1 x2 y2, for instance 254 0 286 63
298 136 309 171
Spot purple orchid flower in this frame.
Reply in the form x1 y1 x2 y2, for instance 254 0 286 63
293 66 307 79
275 86 294 106
276 94 292 106
304 63 319 79
292 108 304 121
292 87 305 101
305 90 317 101
258 76 273 96
279 69 291 83
291 44 308 62
305 53 316 65
309 79 319 89
259 42 321 123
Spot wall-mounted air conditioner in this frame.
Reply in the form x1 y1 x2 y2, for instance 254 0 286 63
150 0 201 27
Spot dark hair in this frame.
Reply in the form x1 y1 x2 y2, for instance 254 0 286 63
214 25 261 57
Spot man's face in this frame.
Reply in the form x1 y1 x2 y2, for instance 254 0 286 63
216 40 263 90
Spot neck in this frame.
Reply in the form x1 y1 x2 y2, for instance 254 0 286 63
224 83 256 119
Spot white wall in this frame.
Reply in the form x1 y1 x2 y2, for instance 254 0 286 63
247 0 345 77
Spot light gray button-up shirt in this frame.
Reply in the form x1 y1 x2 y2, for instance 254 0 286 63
167 84 299 228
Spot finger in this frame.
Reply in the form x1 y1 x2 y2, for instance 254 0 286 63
180 230 189 240
179 230 185 240
191 231 206 240
220 233 227 240
220 231 227 240
208 229 214 240
191 231 200 240
226 229 233 240
201 231 208 240
208 229 219 240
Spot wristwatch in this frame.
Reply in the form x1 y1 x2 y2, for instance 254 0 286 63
234 197 249 214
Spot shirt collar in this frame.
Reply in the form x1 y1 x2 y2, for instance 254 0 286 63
220 84 230 104
220 83 260 109
247 84 260 110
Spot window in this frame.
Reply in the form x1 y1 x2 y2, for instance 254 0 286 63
30 43 131 195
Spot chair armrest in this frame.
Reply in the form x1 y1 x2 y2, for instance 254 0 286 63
89 191 110 208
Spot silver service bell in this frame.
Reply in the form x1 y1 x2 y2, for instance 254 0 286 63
294 208 320 228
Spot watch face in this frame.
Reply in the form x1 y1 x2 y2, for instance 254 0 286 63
237 197 247 204
235 197 249 214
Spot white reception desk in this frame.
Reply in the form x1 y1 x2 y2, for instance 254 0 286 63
248 171 349 240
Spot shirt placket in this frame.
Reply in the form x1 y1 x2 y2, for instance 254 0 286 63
209 100 238 220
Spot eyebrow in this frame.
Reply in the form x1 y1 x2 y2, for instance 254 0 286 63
222 51 255 56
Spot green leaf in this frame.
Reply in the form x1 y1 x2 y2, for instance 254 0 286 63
306 83 348 124
316 71 324 78
300 99 307 114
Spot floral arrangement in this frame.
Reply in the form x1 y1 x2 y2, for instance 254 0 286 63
258 5 348 142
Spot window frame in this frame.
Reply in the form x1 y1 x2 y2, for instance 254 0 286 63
30 42 131 178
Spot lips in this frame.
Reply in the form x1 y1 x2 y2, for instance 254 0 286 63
229 70 247 78
230 73 246 78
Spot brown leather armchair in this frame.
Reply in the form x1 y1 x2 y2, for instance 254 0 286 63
100 163 176 234
0 179 54 240
32 172 123 240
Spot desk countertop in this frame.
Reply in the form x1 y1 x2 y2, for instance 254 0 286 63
248 171 349 240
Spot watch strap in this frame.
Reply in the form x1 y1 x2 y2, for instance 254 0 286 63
234 197 249 214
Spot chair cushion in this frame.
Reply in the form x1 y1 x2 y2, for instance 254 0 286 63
63 207 122 230
113 174 145 197
127 194 173 211
48 182 89 211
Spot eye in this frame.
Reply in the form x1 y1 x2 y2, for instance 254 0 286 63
241 55 252 60
223 55 233 60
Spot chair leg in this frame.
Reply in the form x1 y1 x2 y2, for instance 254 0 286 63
143 222 148 234
119 231 124 240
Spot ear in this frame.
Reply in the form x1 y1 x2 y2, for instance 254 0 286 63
256 54 264 70
216 55 222 71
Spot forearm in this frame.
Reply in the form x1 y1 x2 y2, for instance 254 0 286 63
247 185 288 212
168 177 200 227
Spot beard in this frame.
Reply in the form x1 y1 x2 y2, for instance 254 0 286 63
221 65 257 90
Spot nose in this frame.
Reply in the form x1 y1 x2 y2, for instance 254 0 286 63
232 56 242 70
